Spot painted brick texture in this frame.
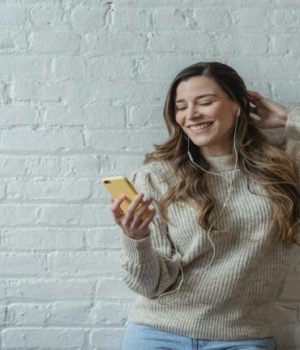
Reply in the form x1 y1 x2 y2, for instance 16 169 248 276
0 0 299 349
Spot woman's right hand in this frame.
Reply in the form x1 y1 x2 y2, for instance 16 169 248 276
111 193 156 240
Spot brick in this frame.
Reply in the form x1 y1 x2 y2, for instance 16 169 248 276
129 129 168 152
0 5 27 25
254 58 300 80
52 57 86 80
30 4 65 27
0 253 47 276
7 303 50 326
13 56 51 81
0 280 7 300
152 8 189 30
30 32 80 53
0 181 6 199
0 304 6 324
0 30 16 50
90 328 125 350
128 104 164 128
140 57 196 80
48 301 91 325
0 1 299 348
0 155 60 177
7 178 91 201
0 155 98 178
194 8 231 28
113 7 151 31
1 228 84 250
48 251 121 276
82 31 145 54
44 104 125 127
0 205 39 226
215 33 269 55
62 155 99 176
0 128 84 152
85 57 135 80
86 227 122 249
2 327 85 348
71 6 106 28
0 105 39 126
271 9 300 27
149 32 212 52
12 82 65 101
184 0 271 5
232 8 270 28
273 0 300 6
0 81 10 104
7 278 94 301
272 34 300 55
101 155 143 175
62 80 167 103
88 302 129 326
85 129 167 153
85 130 130 152
38 204 109 226
96 279 136 300
273 82 300 104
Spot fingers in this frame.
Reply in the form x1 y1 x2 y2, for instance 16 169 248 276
129 197 153 228
111 195 126 222
123 193 144 220
247 90 262 100
123 193 150 226
110 193 154 231
139 208 156 229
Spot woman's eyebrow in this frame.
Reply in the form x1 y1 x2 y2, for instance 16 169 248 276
175 93 217 103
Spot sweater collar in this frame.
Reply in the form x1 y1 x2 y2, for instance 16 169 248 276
204 153 238 172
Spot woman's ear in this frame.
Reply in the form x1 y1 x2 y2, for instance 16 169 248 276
231 102 241 118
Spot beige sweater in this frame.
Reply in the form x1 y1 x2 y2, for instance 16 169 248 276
120 107 300 340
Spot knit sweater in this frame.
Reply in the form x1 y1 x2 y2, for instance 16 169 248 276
120 107 300 340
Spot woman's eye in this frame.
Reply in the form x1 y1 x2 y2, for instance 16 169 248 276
200 101 213 106
176 102 213 111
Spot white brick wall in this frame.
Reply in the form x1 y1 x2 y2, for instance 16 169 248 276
0 0 299 349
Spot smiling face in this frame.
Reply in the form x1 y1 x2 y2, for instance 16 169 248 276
175 75 239 157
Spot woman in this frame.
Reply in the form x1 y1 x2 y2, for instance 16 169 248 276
111 62 300 350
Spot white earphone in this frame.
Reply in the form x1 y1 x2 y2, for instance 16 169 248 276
156 107 241 304
186 107 240 273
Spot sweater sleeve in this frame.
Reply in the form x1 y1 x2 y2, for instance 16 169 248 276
285 107 300 184
120 164 182 299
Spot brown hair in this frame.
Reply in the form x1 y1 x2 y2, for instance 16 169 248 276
144 61 300 246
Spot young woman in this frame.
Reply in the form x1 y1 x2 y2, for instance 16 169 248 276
111 62 300 350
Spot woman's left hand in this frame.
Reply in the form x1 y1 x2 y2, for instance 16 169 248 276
246 90 289 129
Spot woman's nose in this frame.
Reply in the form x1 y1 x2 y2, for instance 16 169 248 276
186 105 200 120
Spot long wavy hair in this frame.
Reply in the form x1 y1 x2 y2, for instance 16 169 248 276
144 61 300 246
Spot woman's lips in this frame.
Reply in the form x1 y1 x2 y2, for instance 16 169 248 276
189 122 214 134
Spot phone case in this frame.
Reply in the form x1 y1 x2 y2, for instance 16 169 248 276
101 176 151 219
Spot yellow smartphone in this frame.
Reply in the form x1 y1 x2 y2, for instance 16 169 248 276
101 176 152 219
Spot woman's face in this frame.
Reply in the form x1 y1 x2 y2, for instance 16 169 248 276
175 75 239 157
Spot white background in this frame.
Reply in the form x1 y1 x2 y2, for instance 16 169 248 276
0 0 299 349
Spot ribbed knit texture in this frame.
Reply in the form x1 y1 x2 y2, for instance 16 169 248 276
120 108 300 340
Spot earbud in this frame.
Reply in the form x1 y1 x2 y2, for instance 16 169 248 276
157 107 240 304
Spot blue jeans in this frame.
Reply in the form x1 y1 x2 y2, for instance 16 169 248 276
121 322 277 350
